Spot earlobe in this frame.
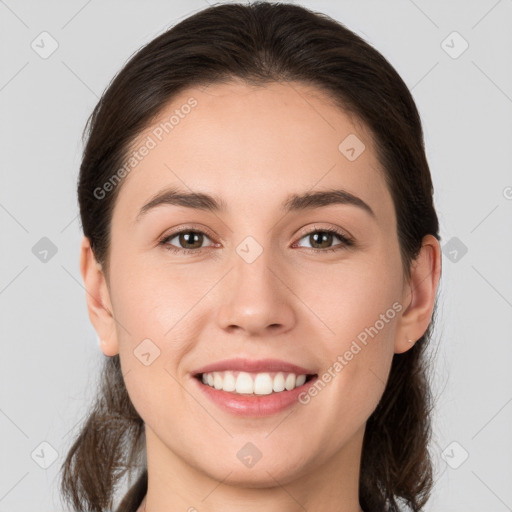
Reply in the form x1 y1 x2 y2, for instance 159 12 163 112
394 234 442 354
80 236 119 357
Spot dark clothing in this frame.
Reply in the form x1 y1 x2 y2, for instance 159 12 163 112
116 470 147 512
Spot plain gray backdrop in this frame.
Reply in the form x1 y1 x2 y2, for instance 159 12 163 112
1 0 511 510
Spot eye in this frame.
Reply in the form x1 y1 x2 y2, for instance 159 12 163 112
293 226 354 253
159 228 216 255
158 225 354 255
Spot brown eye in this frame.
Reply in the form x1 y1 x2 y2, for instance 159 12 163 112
176 231 205 249
295 228 353 252
160 230 214 254
308 231 335 249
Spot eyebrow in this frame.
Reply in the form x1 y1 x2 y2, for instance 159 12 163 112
135 186 376 222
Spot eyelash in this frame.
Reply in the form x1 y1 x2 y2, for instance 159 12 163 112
158 225 354 256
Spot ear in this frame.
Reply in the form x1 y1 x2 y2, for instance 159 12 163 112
394 234 442 354
80 236 119 356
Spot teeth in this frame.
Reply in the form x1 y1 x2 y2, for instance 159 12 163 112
235 372 254 394
254 373 273 395
285 373 296 390
213 372 223 390
222 371 236 392
295 374 306 387
199 370 310 394
273 372 285 392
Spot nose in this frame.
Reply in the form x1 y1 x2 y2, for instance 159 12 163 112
216 243 297 337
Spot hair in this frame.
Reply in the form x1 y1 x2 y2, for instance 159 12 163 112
60 2 441 511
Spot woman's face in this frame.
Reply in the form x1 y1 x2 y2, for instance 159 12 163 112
95 80 420 487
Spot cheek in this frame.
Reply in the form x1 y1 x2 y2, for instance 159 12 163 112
299 249 403 346
108 250 223 398
300 252 401 411
298 283 398 455
109 251 200 338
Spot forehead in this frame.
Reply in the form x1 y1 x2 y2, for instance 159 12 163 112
112 80 394 227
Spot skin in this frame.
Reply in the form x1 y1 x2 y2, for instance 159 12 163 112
80 80 441 512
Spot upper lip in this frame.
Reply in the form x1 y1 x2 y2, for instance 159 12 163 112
192 358 317 376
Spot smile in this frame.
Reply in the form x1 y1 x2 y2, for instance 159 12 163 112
193 372 319 417
197 370 316 395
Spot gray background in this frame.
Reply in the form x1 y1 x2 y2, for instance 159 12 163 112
1 0 511 510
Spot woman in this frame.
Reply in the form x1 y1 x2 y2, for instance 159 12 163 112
60 2 442 511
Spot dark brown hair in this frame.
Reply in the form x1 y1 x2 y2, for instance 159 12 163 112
60 2 440 511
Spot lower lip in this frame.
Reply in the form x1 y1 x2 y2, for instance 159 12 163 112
193 375 318 417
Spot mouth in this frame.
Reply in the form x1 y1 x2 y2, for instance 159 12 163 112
194 371 318 396
193 370 319 417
